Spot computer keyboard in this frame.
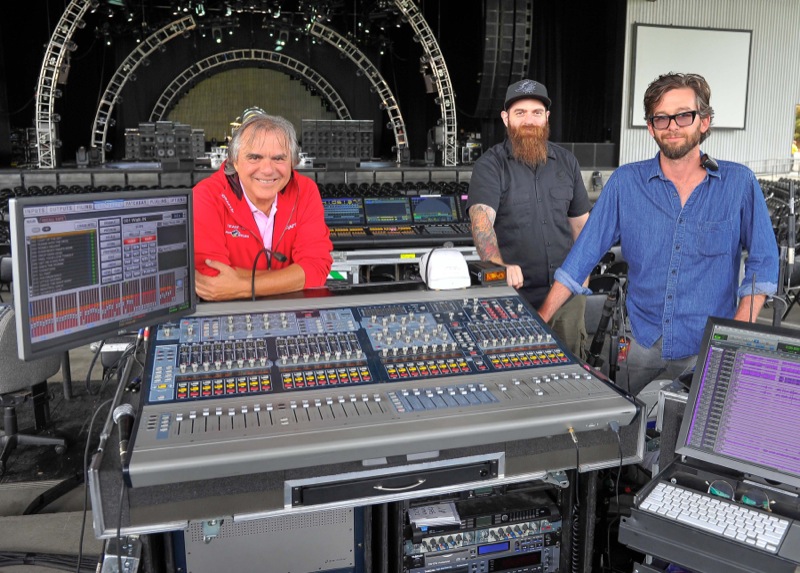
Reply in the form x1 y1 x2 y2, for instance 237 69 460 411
639 482 790 553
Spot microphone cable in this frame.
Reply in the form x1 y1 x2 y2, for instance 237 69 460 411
249 184 298 300
251 248 269 301
250 247 288 301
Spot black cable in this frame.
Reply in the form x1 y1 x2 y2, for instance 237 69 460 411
604 422 624 573
22 473 83 516
79 337 143 573
423 247 441 287
84 340 105 395
0 551 97 572
614 429 623 509
8 95 35 117
42 339 142 531
76 398 113 573
98 339 143 397
116 477 126 573
251 248 269 301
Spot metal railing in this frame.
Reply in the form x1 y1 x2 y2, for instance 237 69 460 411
744 158 800 179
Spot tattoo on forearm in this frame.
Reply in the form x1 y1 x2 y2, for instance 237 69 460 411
470 205 502 263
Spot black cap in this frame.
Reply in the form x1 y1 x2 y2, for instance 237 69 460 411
504 79 551 110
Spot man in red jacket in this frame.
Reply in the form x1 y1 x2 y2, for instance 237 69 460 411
194 113 332 300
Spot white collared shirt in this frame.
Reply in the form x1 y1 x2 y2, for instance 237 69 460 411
242 191 278 252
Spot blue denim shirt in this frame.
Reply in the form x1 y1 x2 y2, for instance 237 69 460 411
555 153 778 359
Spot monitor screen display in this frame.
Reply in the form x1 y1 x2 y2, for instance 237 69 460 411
322 197 365 226
676 317 800 489
10 189 196 360
411 195 459 224
363 197 412 225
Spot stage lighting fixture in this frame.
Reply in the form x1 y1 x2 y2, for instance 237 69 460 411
275 29 288 51
212 26 222 43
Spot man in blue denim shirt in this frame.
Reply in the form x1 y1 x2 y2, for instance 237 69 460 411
538 73 778 395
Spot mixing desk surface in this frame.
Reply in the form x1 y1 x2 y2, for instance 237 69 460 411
125 286 638 488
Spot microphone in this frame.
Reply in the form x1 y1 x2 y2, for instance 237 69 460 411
267 248 288 264
250 247 288 300
252 247 288 269
112 403 135 464
700 153 719 171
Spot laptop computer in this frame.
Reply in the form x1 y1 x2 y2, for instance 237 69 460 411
619 317 800 573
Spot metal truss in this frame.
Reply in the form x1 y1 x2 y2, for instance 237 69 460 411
36 5 412 166
91 16 197 163
35 0 92 169
308 21 408 163
394 0 458 166
150 50 351 123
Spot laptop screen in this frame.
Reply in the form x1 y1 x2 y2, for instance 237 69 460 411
675 317 800 489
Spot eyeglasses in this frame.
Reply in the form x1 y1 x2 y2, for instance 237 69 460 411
707 479 773 511
648 110 698 130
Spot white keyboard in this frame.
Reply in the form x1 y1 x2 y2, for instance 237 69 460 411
639 482 790 553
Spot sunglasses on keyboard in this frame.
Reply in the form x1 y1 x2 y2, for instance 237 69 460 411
707 479 773 512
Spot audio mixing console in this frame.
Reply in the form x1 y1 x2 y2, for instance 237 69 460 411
125 286 638 488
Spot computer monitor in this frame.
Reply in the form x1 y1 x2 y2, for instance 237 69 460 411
9 189 196 360
675 317 800 489
410 195 459 224
322 197 365 227
363 197 412 225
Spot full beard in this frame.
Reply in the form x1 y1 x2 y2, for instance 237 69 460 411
508 123 550 167
656 127 702 160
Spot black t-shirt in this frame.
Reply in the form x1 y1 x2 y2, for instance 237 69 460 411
467 139 590 306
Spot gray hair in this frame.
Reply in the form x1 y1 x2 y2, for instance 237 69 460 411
224 113 300 175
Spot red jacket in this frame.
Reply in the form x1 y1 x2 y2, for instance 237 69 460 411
193 165 333 288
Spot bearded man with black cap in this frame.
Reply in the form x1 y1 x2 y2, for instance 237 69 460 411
467 79 591 358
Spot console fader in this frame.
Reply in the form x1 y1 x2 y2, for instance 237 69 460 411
127 287 637 488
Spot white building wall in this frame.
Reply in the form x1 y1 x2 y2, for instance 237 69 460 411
620 0 800 169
